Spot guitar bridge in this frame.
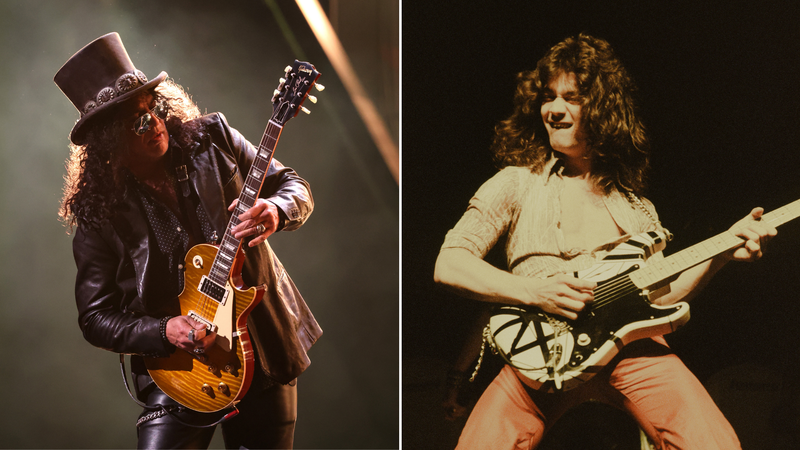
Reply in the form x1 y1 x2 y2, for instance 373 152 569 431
187 311 218 334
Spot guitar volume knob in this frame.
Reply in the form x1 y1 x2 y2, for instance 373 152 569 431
577 333 591 346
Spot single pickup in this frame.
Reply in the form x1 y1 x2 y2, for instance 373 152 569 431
198 275 229 305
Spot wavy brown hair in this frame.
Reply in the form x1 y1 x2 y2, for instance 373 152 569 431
492 33 650 194
59 79 203 231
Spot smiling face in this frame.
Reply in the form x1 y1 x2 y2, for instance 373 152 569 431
540 72 589 160
119 92 170 168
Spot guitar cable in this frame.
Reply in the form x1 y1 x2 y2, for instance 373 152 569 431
118 354 240 428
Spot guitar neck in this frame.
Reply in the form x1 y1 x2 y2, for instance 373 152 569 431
206 120 283 285
630 198 800 289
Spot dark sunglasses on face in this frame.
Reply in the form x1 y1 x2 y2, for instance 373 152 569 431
132 101 169 135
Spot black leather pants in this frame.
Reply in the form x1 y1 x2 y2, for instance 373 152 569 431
136 380 297 449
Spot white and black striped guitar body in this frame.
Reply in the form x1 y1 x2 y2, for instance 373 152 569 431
488 198 800 393
488 230 685 392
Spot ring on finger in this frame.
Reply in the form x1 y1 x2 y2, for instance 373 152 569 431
193 348 204 354
256 223 266 234
188 329 195 341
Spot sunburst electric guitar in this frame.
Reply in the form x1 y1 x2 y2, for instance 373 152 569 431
144 61 321 413
487 199 800 393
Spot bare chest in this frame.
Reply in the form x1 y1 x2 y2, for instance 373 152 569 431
558 179 623 251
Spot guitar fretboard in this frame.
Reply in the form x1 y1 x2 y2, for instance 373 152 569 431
630 198 800 289
206 120 283 287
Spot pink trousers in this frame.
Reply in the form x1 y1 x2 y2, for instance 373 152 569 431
456 338 740 450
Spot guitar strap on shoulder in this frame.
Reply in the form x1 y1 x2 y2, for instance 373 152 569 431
625 191 674 242
172 146 207 244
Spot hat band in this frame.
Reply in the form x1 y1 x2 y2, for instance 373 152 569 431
82 69 149 115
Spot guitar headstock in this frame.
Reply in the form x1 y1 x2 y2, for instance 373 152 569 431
271 60 323 126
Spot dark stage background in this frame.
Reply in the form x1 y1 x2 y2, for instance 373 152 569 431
0 0 397 448
402 2 800 449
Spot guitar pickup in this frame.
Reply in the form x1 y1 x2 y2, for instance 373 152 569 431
198 275 229 305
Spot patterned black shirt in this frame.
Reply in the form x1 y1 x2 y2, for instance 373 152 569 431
134 174 217 296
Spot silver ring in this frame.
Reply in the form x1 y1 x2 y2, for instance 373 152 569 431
193 348 204 354
188 329 195 341
256 223 266 234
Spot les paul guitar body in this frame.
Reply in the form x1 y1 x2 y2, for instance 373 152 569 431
144 244 262 413
143 60 321 413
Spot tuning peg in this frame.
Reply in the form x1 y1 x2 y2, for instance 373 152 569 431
284 65 292 73
306 95 317 104
315 83 325 92
300 106 311 115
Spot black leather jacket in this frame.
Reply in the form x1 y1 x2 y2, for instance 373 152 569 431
72 113 321 384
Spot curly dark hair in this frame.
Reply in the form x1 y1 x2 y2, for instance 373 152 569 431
59 78 203 231
492 33 650 194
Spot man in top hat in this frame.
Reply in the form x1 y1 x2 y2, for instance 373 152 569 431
55 32 321 449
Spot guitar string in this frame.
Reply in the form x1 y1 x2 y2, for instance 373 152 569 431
505 278 639 374
589 200 800 311
510 202 800 375
194 122 279 327
589 278 637 309
503 278 637 372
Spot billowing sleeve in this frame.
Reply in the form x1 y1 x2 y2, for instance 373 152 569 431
440 168 521 258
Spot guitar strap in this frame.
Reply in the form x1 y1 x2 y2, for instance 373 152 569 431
121 148 229 424
116 147 238 425
172 145 209 245
118 355 239 427
624 190 673 242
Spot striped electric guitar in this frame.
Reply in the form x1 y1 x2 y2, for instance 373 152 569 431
144 61 321 412
487 199 800 393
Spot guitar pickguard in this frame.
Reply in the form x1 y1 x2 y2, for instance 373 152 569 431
144 244 263 412
212 282 236 352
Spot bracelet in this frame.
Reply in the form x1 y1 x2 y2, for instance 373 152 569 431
159 316 174 347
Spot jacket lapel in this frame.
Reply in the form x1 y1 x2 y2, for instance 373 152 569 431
187 143 230 237
111 181 164 302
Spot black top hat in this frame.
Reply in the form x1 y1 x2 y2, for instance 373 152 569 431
54 32 167 145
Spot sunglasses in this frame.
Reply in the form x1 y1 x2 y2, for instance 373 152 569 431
132 101 169 135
